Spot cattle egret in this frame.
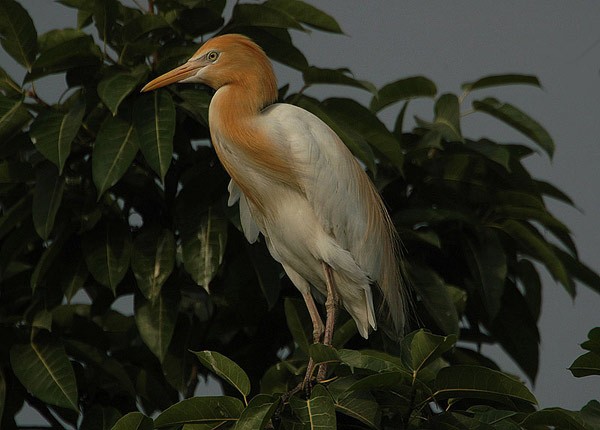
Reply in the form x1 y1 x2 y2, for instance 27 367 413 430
142 34 407 383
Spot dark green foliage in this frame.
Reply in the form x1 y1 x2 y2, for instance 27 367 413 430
0 1 598 429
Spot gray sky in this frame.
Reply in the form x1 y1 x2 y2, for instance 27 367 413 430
2 0 598 424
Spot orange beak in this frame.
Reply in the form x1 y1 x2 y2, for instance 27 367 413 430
141 61 201 92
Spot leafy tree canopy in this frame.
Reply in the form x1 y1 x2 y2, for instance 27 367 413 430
0 0 598 429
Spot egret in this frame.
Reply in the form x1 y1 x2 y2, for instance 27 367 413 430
142 34 407 382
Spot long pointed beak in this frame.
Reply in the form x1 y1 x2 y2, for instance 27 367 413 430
141 61 200 92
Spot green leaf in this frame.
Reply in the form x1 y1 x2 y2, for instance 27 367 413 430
246 243 281 310
121 14 169 41
154 396 244 428
93 0 118 44
234 394 279 430
522 408 587 430
581 328 600 353
464 139 511 171
10 331 79 411
98 69 146 116
32 164 65 240
338 349 403 373
434 365 537 405
193 350 251 398
464 227 507 320
401 329 456 374
497 220 570 293
31 231 68 292
110 412 153 430
28 31 101 80
407 263 459 336
134 91 175 181
321 98 404 169
230 3 304 31
569 351 600 378
462 74 541 92
177 88 211 126
134 286 179 362
308 344 341 367
0 0 37 70
81 405 121 430
303 67 375 93
0 368 5 424
335 391 380 430
131 228 175 301
472 97 554 157
433 93 462 142
0 94 31 140
0 65 22 96
370 76 437 112
289 384 336 429
265 0 342 33
82 219 132 292
92 116 140 197
246 28 308 71
30 100 86 174
180 206 228 291
284 297 311 353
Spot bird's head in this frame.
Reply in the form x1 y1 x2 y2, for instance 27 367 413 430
141 34 277 104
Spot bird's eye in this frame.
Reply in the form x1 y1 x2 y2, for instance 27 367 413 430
206 51 219 62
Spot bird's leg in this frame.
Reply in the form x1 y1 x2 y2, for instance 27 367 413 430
300 289 324 392
317 262 339 381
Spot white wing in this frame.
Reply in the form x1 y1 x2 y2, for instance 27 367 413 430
227 179 260 243
258 104 404 336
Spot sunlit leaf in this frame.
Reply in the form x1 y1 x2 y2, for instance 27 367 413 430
10 331 79 411
154 396 244 428
434 365 537 405
266 0 342 33
134 91 175 181
370 76 437 112
473 97 554 157
180 206 227 291
193 350 251 398
234 394 279 430
32 164 65 240
82 219 132 293
29 100 86 173
131 228 175 301
92 116 140 197
110 412 153 430
134 286 179 362
462 74 541 92
0 0 37 70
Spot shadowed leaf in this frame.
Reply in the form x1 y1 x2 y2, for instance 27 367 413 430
10 331 79 411
111 412 153 430
134 91 175 181
0 0 37 70
289 384 336 429
0 94 31 140
154 397 244 428
473 97 554 157
131 228 175 300
193 350 251 398
234 394 279 430
92 116 139 197
370 76 437 112
32 164 65 240
462 74 541 92
266 0 342 33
